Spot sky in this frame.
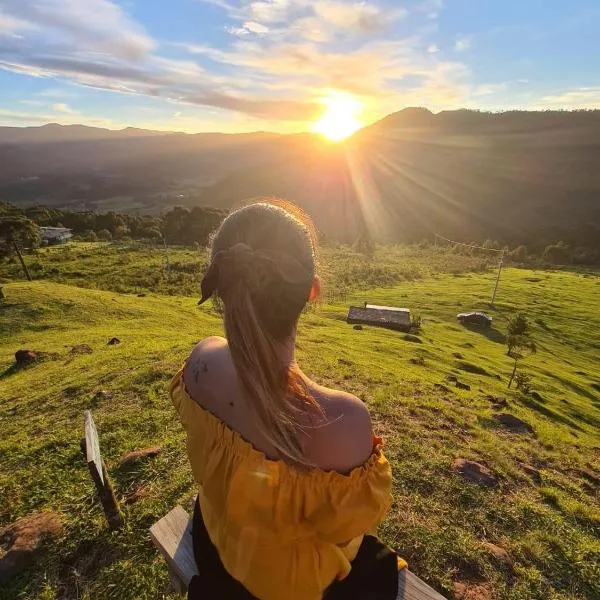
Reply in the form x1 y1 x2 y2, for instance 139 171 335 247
0 0 599 133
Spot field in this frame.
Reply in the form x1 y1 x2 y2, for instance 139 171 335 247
1 244 599 600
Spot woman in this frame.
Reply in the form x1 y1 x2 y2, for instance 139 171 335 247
171 201 401 600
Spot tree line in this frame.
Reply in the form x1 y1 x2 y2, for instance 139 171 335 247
0 202 226 246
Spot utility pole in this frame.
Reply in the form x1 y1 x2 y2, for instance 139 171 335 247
13 241 32 281
490 249 504 307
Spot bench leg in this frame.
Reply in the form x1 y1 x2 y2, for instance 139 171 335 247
168 567 187 595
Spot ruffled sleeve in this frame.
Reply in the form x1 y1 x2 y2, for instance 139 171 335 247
302 442 393 544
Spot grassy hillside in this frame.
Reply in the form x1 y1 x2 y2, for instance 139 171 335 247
1 267 599 600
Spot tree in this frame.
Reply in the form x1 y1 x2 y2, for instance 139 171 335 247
509 245 528 263
506 312 536 388
97 229 113 241
85 230 99 242
0 216 41 281
543 241 571 265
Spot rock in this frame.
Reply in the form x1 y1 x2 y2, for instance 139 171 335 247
456 381 471 391
137 293 146 297
93 390 111 401
403 334 422 343
0 512 63 584
409 357 425 366
495 413 534 434
518 463 542 485
530 391 544 402
14 350 38 366
70 344 93 355
482 542 513 567
107 337 121 346
353 325 363 331
434 383 451 393
453 581 492 600
452 352 465 359
486 395 508 409
452 458 498 488
119 446 162 467
338 358 353 366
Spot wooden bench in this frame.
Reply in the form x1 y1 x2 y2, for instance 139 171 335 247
150 506 447 599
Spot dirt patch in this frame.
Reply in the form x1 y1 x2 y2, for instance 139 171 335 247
107 337 121 345
119 446 162 467
495 413 534 434
452 459 498 488
482 542 513 567
14 349 39 366
518 463 542 485
70 344 93 355
486 395 508 410
0 512 63 584
453 581 492 600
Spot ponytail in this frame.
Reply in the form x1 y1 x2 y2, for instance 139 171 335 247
199 239 322 466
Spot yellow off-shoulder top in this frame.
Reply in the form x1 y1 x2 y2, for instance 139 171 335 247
170 368 393 600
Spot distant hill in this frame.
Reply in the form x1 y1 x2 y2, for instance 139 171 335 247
0 123 173 144
1 110 599 248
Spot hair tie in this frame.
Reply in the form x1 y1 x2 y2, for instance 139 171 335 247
199 243 254 304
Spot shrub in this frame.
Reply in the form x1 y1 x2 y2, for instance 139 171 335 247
84 230 98 242
97 229 112 241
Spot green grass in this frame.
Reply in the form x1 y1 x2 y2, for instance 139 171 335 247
1 261 599 599
0 241 493 298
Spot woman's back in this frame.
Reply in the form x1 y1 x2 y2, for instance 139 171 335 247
182 336 374 473
172 201 394 599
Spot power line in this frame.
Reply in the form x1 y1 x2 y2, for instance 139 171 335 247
434 233 505 253
435 233 505 306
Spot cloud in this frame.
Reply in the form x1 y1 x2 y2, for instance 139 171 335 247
312 1 397 32
454 35 471 52
0 0 516 126
542 87 600 109
19 99 45 106
52 102 73 113
226 20 270 36
1 0 153 60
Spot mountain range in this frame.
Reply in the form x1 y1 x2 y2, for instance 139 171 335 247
1 109 599 248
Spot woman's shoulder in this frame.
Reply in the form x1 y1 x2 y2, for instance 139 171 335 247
183 337 237 403
305 382 374 474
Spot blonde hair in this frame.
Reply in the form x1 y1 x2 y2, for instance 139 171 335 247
199 200 322 465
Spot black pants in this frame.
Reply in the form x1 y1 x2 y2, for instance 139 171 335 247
189 498 398 600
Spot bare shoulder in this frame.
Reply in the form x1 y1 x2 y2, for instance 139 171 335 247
305 383 373 473
182 337 237 405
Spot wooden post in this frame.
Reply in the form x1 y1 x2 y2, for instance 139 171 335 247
490 249 504 307
83 411 124 530
13 241 32 281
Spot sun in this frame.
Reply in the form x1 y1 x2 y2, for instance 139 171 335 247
312 92 363 142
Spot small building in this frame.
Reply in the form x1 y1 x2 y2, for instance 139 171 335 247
347 304 411 332
41 227 73 244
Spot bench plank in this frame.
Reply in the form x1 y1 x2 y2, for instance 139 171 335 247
84 410 104 486
149 505 198 589
150 507 447 599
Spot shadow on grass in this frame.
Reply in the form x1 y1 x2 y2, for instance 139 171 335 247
461 324 506 344
519 395 585 432
56 537 125 599
456 361 492 376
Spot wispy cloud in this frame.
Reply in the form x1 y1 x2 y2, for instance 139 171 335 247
542 87 600 109
454 35 472 52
